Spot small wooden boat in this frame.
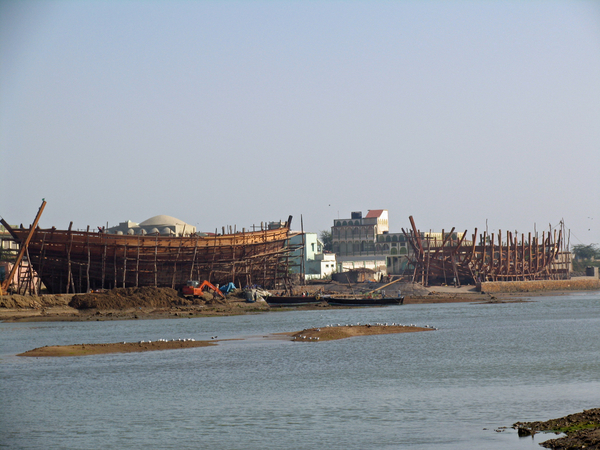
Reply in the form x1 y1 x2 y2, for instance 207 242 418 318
326 296 404 307
265 296 324 307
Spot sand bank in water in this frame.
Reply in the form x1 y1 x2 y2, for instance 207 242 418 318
18 325 432 357
19 339 216 357
283 324 434 341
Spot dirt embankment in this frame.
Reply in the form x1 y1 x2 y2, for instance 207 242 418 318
69 286 194 309
0 287 269 322
3 279 594 323
0 294 73 309
514 408 600 449
481 278 600 294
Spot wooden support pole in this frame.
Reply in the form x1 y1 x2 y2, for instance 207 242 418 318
136 237 140 287
154 236 158 287
67 222 73 294
102 238 107 289
122 244 127 288
0 201 46 294
86 226 91 293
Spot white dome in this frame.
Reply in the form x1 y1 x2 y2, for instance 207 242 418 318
139 215 188 227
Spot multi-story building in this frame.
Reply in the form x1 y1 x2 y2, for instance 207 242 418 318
331 210 392 276
330 210 426 277
289 232 337 280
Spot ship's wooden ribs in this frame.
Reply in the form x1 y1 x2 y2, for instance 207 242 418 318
136 237 140 287
171 238 183 289
86 226 91 292
404 217 565 286
154 236 158 287
122 243 127 288
38 231 48 294
66 222 73 294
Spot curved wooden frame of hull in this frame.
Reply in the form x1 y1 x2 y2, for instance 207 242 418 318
6 219 294 294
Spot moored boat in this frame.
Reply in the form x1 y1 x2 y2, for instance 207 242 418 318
264 296 324 307
326 296 404 307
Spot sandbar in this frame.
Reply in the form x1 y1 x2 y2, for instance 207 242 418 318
18 324 433 357
283 324 434 341
18 339 215 357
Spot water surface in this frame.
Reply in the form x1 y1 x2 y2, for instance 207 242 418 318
1 292 599 449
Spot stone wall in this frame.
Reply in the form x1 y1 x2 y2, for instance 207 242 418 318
480 278 600 293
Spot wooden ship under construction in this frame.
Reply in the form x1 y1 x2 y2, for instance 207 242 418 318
402 216 570 287
1 202 298 294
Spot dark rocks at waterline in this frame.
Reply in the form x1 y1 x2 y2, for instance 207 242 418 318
514 408 600 449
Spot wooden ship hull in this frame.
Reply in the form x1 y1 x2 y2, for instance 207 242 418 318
2 215 296 294
402 216 569 287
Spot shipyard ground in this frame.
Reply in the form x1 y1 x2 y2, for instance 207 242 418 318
1 278 597 323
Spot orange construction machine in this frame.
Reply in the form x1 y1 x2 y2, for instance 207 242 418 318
182 280 225 299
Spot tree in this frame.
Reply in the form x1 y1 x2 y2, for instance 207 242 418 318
320 230 332 252
572 244 600 260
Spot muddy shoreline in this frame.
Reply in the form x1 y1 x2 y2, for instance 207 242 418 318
514 409 600 449
0 284 594 323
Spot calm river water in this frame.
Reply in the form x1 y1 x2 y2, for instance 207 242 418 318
1 292 600 449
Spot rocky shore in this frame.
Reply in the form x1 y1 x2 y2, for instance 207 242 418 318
514 409 600 449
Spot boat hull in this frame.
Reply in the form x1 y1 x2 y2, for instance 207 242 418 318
6 220 294 294
265 296 323 307
326 297 404 306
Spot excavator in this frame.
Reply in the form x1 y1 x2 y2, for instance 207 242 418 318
182 280 225 299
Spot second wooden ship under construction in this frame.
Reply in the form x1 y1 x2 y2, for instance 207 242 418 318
402 216 569 287
2 202 298 294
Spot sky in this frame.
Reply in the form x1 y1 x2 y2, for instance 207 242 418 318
1 0 599 248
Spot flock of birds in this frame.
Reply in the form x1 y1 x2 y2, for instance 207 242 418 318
292 322 438 341
321 322 438 329
121 338 202 344
123 323 439 345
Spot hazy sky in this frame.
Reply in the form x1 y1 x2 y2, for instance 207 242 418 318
1 1 599 247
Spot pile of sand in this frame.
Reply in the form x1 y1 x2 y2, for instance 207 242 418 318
69 287 186 310
0 294 72 309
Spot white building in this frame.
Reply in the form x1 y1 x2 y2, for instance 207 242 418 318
289 232 337 280
107 215 197 236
